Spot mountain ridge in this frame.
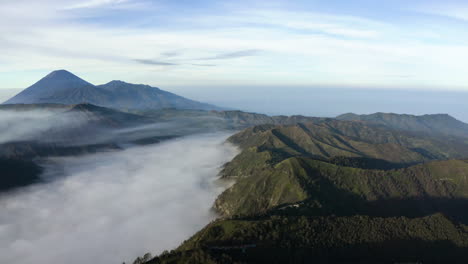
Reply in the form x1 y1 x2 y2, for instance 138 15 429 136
3 70 220 111
336 112 468 138
144 120 468 263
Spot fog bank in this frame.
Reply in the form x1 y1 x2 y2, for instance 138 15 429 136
0 134 237 264
0 109 90 144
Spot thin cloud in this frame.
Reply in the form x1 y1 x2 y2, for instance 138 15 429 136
3 1 468 89
134 59 178 66
65 0 131 9
192 63 217 67
161 51 181 58
416 6 468 22
199 49 262 60
384 74 415 79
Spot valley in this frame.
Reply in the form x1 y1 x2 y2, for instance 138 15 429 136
2 70 468 263
3 1 468 262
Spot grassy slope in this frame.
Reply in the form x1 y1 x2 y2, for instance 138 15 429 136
150 156 468 263
147 121 468 263
214 120 468 217
150 213 468 264
216 156 468 218
227 121 468 165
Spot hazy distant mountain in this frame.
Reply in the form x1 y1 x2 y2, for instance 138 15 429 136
4 70 96 104
0 103 155 159
3 70 220 110
67 103 153 127
337 112 468 138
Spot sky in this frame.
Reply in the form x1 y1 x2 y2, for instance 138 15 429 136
1 0 468 117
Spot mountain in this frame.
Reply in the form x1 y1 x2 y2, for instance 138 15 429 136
141 121 468 263
215 121 468 218
0 103 164 159
165 206 468 263
4 70 97 104
97 80 217 110
3 99 468 261
150 213 468 263
0 103 169 192
225 121 468 166
337 112 468 138
212 111 327 128
216 157 468 218
66 103 152 128
3 70 219 110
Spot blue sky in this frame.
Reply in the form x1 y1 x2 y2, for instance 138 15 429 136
1 0 468 93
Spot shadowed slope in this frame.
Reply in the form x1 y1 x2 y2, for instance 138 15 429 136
149 213 468 264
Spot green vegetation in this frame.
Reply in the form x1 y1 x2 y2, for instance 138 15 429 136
214 121 468 218
216 156 468 218
4 102 468 262
226 121 468 163
149 213 468 263
148 120 468 263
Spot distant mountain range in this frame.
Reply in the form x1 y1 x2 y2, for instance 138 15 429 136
2 102 468 193
3 70 220 110
3 95 468 262
5 70 468 262
337 112 468 138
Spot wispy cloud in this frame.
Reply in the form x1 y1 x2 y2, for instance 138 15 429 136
415 5 468 22
64 0 131 10
192 63 217 67
199 49 261 60
160 51 181 58
1 1 468 89
134 59 178 66
237 10 383 38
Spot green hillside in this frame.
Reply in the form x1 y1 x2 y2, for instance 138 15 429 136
216 157 468 218
149 213 468 264
337 112 468 138
235 121 468 160
145 121 468 263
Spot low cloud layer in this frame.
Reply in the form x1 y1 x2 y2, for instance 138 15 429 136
0 109 89 144
0 109 231 148
0 89 21 103
0 133 237 264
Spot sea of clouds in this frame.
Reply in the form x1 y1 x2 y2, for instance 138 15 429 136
0 109 90 144
0 133 237 264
